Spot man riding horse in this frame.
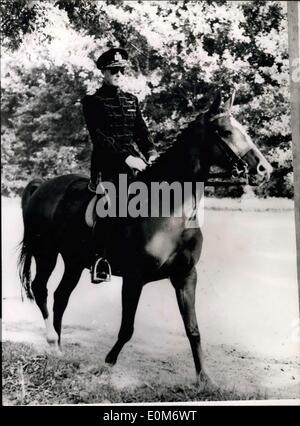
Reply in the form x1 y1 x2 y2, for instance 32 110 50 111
19 81 273 386
82 48 158 284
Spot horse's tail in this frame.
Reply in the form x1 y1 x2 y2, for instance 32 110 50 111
21 178 44 216
18 178 44 300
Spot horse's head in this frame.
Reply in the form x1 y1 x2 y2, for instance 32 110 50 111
204 91 273 185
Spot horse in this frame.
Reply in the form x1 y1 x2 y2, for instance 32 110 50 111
18 91 272 388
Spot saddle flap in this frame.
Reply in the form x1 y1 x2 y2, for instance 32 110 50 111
85 195 97 228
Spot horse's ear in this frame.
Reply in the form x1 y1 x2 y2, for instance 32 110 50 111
208 91 222 116
223 90 236 111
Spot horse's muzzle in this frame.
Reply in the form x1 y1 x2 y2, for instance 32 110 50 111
248 163 273 186
241 147 273 185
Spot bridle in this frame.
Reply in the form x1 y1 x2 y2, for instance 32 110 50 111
133 110 254 186
207 112 251 185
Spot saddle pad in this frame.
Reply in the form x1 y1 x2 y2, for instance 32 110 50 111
85 195 97 228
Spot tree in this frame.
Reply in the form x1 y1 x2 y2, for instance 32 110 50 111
1 1 293 197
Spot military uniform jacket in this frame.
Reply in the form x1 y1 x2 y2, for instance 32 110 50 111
82 83 155 181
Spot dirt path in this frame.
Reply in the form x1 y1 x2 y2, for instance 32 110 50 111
2 197 300 402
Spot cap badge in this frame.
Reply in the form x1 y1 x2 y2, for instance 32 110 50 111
114 52 122 61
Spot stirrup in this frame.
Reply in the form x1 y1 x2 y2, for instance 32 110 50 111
91 257 111 284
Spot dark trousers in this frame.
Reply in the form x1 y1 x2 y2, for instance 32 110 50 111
92 215 113 259
91 170 135 261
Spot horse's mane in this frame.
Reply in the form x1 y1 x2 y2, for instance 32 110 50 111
138 111 206 182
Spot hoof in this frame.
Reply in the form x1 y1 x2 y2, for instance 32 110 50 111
196 371 219 393
46 328 59 346
105 354 117 366
46 335 59 346
100 364 113 374
46 334 62 356
96 364 113 385
88 364 112 378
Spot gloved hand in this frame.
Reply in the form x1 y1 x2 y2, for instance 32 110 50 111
148 151 159 164
125 155 147 172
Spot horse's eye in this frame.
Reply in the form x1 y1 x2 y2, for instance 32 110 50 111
220 130 232 138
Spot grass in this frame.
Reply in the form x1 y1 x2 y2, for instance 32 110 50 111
2 341 264 405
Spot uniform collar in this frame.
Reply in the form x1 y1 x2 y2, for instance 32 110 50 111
98 82 120 96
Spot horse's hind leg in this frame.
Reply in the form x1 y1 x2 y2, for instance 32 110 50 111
105 276 143 365
31 252 58 347
53 257 83 348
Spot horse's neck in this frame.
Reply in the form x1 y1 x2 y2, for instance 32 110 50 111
144 125 211 184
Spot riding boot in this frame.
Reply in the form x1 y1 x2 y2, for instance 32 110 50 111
90 218 111 284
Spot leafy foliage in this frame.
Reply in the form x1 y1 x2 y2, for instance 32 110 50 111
1 0 293 197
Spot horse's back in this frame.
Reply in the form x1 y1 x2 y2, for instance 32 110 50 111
23 174 89 227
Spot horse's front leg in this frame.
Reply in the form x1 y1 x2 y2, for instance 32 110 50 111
105 275 143 365
170 266 217 390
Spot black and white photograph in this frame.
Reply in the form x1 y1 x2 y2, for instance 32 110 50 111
1 0 300 406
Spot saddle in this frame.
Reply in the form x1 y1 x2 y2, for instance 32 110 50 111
85 175 135 227
85 181 111 228
85 179 199 228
